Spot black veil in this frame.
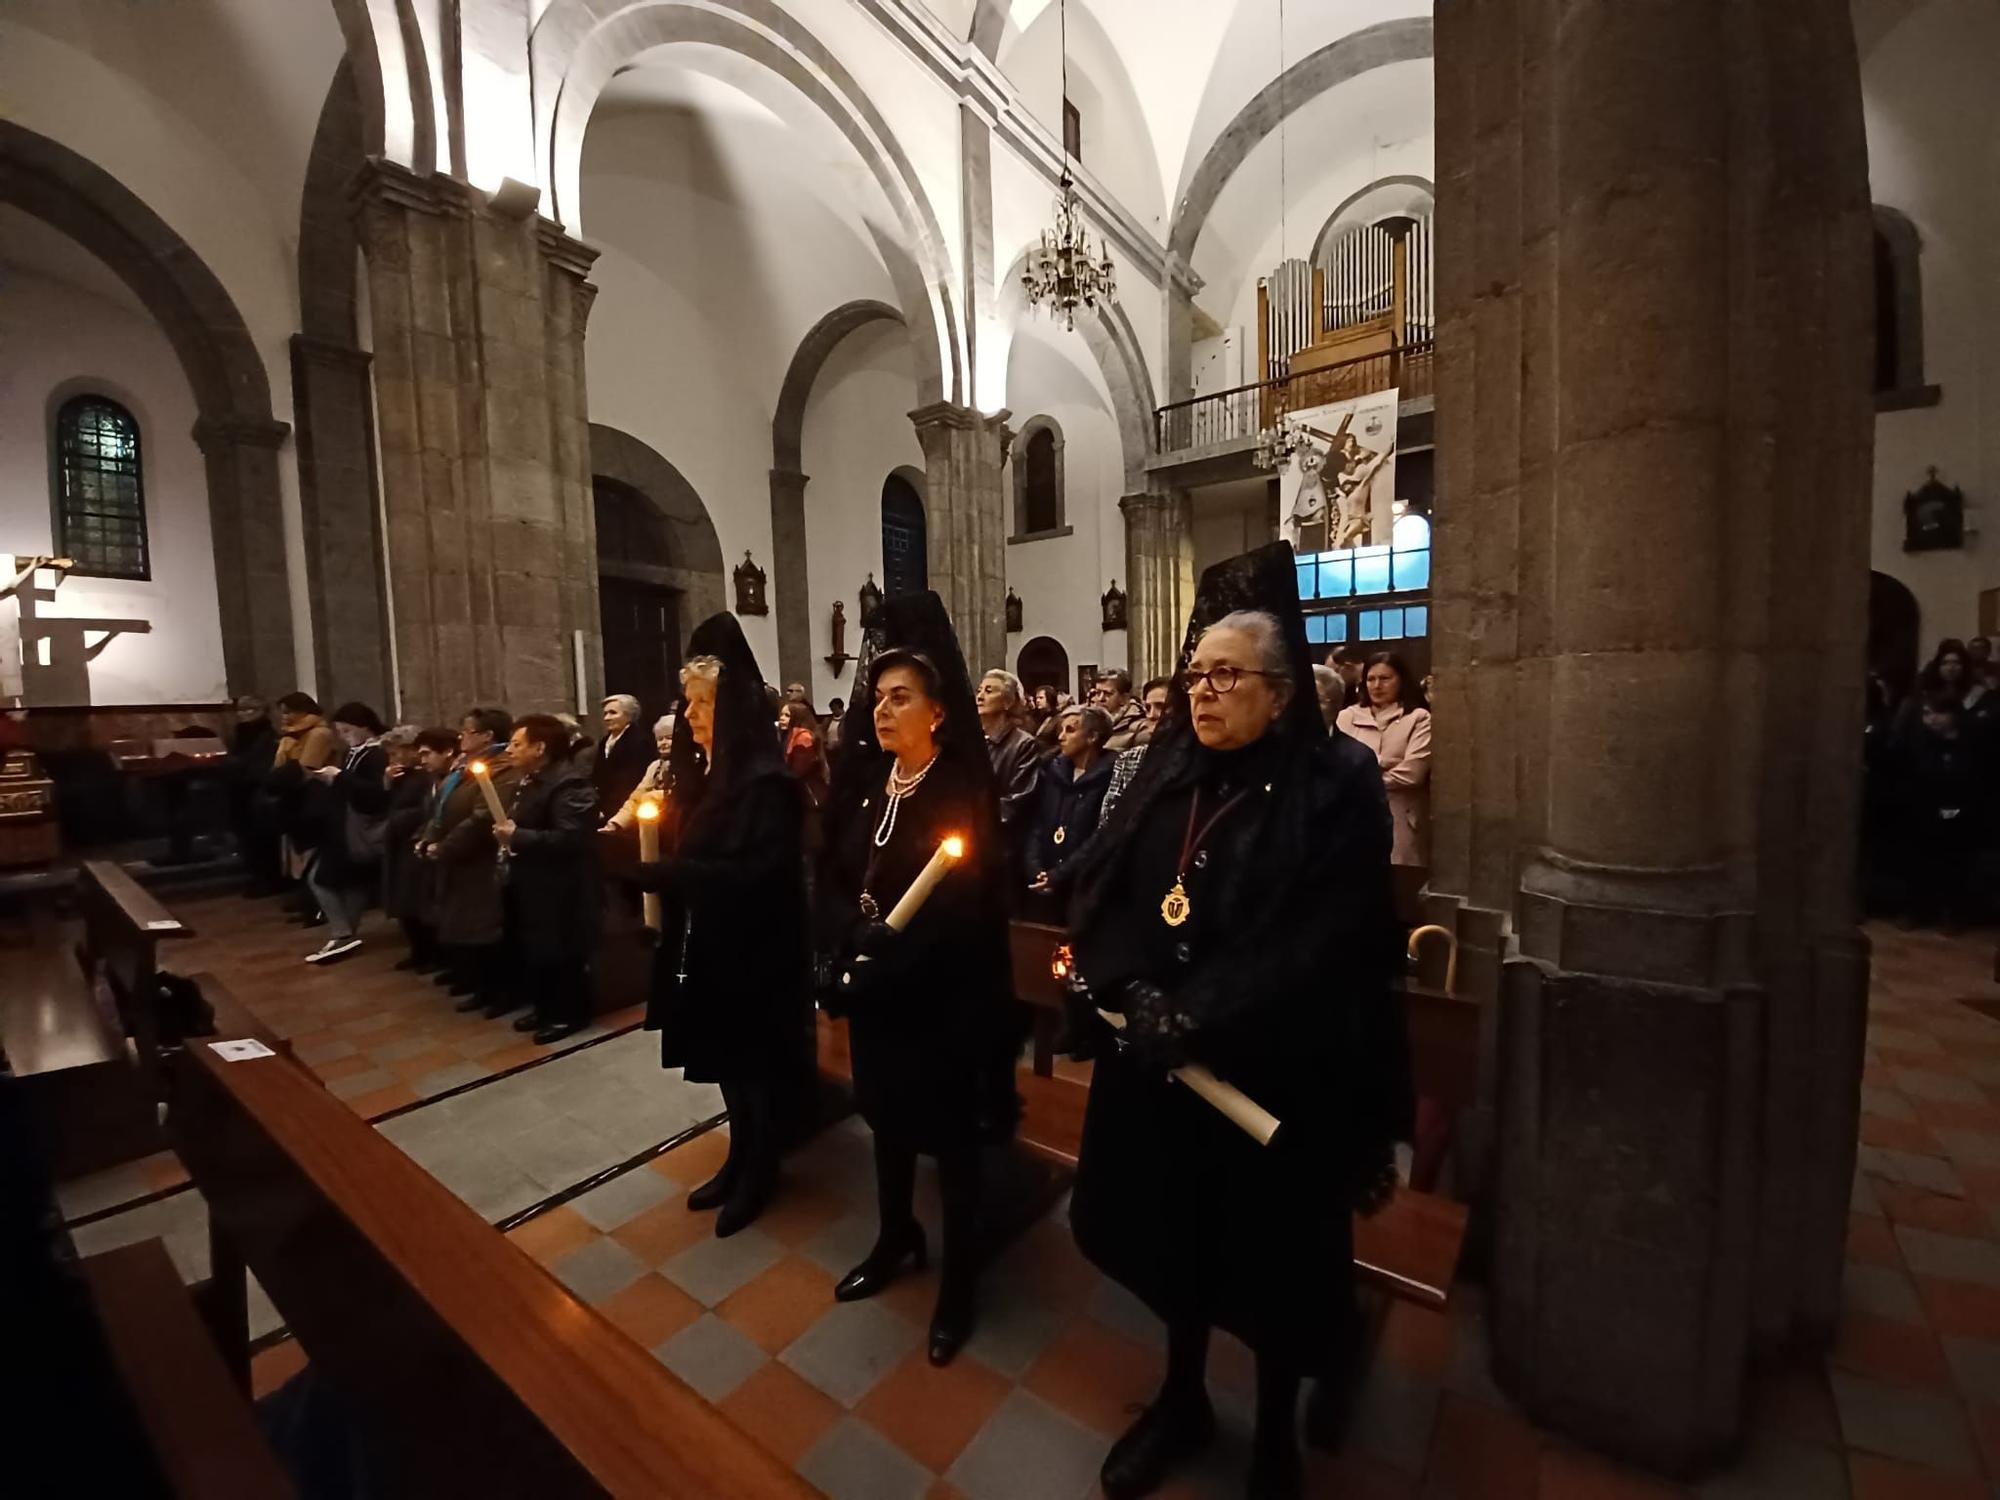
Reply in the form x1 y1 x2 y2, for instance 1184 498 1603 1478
670 612 786 852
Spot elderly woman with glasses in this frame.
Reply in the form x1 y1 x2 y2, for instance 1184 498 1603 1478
1060 545 1411 1500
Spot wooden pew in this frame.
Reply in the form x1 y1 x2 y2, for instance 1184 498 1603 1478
1006 919 1477 1310
168 1026 816 1498
80 1238 293 1498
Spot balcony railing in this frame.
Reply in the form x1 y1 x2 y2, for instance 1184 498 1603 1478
1154 338 1435 457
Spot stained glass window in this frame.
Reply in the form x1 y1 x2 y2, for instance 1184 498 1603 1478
55 395 148 579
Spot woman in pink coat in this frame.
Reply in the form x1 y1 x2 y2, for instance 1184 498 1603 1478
1335 652 1432 867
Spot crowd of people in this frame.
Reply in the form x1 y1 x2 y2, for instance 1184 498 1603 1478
221 554 1421 1499
1866 635 2000 929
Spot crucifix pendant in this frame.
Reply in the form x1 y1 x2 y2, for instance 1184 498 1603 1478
1160 879 1191 927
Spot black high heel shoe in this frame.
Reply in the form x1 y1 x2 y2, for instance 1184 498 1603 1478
928 1277 975 1366
834 1224 927 1302
685 1160 738 1214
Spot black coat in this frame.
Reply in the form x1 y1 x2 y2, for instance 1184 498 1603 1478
639 771 812 1084
502 758 601 963
593 727 655 821
1025 753 1114 883
819 757 1013 1152
1069 730 1397 1373
310 744 390 888
379 768 434 922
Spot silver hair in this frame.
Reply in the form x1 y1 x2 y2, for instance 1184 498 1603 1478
1312 664 1340 695
1201 610 1290 676
980 668 1025 708
653 714 677 736
679 655 722 685
603 693 642 720
381 723 421 749
1062 703 1116 744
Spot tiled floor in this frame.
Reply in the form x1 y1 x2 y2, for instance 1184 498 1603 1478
69 898 2000 1497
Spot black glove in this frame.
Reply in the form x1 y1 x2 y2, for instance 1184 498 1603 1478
855 921 902 960
1115 980 1195 1074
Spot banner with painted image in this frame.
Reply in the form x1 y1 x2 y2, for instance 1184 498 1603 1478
1277 388 1399 553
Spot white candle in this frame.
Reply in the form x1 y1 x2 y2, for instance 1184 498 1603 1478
1095 1009 1282 1148
884 835 963 932
468 760 507 823
636 796 663 932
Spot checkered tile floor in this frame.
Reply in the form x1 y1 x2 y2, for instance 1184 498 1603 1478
61 897 2000 1497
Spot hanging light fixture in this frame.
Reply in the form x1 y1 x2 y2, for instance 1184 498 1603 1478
1021 0 1117 330
1253 0 1296 471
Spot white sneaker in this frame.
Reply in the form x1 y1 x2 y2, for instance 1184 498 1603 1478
306 937 363 965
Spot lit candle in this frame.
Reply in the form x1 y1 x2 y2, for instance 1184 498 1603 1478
635 796 663 932
468 760 507 823
884 834 964 932
1095 1009 1282 1148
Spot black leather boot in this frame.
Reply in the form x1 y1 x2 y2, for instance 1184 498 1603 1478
1100 1392 1215 1500
928 1273 975 1366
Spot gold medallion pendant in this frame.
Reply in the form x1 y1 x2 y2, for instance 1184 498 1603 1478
1052 826 1067 845
1160 879 1191 927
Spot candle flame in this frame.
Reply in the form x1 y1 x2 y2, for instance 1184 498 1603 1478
636 798 661 822
942 835 965 858
469 760 488 776
1052 943 1073 981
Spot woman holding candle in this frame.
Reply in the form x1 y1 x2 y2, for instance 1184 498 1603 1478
627 616 813 1236
491 715 600 1045
1061 544 1411 1500
816 592 1014 1367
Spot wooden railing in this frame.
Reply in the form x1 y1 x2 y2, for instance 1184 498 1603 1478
1154 338 1435 456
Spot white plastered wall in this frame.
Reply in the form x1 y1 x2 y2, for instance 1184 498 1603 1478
1861 0 2000 644
0 268 228 704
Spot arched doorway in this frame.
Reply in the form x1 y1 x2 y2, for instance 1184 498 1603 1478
882 469 928 598
590 424 724 719
1016 636 1069 695
1869 571 1920 704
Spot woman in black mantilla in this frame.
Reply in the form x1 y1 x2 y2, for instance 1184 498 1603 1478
816 592 1014 1367
631 613 813 1237
1062 544 1411 1500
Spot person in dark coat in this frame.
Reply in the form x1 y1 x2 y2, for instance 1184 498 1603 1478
1061 543 1410 1500
976 669 1042 898
301 702 391 965
383 728 456 973
1024 702 1115 919
1902 694 1985 930
227 695 281 895
629 615 814 1237
592 694 654 820
494 714 601 1044
816 592 1015 1367
422 706 520 1018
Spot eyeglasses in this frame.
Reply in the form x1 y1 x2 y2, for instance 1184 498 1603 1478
1180 666 1284 696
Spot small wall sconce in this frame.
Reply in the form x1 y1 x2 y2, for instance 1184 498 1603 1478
858 572 884 626
1005 588 1023 633
1100 579 1127 632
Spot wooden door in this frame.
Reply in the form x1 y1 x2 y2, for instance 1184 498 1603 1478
598 576 681 719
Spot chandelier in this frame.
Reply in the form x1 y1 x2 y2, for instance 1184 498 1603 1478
1021 0 1116 330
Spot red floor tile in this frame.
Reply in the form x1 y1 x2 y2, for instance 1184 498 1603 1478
609 1199 713 1266
1829 1312 1955 1390
1538 1443 1686 1499
1421 1392 1542 1499
717 1256 841 1354
347 1082 419 1118
1020 1317 1166 1438
1302 1448 1418 1499
858 1347 1013 1473
1848 1450 1988 1500
1863 1115 1946 1155
1965 1400 2000 1477
753 1181 849 1249
1875 1183 1988 1237
311 1053 379 1083
250 1339 309 1399
1381 1298 1456 1380
717 1360 844 1467
596 1272 702 1349
1850 1215 1907 1268
506 1206 600 1267
1917 1276 2000 1343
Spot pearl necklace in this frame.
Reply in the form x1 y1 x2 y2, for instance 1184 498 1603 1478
873 750 939 848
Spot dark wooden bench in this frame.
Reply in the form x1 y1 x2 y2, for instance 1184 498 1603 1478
1007 919 1476 1310
80 1238 293 1498
167 1020 816 1497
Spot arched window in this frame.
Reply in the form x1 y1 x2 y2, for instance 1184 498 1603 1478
53 394 148 579
882 471 927 597
1872 205 1935 409
1011 417 1068 540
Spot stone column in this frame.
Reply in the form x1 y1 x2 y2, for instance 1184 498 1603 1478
192 415 295 700
1120 490 1194 684
769 466 812 687
290 335 390 708
1429 0 1874 1472
910 402 1011 676
351 160 602 726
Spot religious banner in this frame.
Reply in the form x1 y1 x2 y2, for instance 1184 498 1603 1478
1277 389 1399 552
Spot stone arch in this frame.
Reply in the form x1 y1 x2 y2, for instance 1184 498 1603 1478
1309 174 1436 269
0 120 294 697
1012 415 1067 538
1166 18 1434 266
530 0 961 405
768 299 906 685
324 0 435 170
